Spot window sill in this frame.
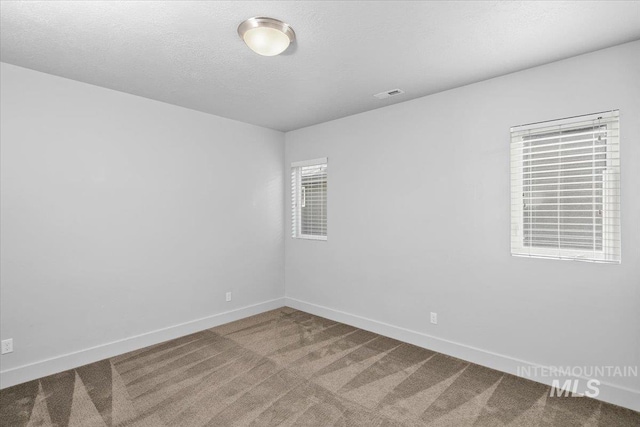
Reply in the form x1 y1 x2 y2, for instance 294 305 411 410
294 234 327 241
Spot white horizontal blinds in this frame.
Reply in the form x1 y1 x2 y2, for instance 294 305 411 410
510 111 620 263
291 158 327 240
300 163 327 236
291 167 298 238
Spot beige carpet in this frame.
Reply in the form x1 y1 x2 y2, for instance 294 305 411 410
1 308 638 426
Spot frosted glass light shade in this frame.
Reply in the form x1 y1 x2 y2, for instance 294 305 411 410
243 27 290 56
238 17 295 57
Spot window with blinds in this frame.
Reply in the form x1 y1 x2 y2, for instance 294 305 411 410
291 158 327 240
510 111 620 263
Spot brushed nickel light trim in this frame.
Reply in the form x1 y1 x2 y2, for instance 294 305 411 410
238 17 296 56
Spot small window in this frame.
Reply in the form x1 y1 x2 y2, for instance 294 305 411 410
291 158 327 240
511 111 620 263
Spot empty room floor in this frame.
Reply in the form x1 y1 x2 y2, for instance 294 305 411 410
1 308 638 427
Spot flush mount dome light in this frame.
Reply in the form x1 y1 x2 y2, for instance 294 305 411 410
238 17 295 56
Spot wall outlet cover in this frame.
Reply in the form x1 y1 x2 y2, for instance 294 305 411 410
430 312 438 325
1 339 13 354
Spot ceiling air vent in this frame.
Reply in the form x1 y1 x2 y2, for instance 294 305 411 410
374 89 405 99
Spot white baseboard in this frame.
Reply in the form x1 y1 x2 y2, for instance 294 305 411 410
0 297 286 389
285 296 640 412
3 295 637 412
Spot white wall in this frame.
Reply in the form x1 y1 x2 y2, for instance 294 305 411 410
2 41 639 410
284 41 640 410
0 63 285 386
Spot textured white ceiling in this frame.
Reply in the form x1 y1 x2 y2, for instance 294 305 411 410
2 1 639 131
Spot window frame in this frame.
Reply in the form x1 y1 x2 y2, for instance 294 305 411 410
510 111 620 263
291 157 328 241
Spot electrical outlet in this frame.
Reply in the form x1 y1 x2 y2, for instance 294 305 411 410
1 339 13 354
430 312 438 325
226 292 232 302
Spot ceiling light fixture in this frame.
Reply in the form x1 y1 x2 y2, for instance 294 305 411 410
238 17 295 57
